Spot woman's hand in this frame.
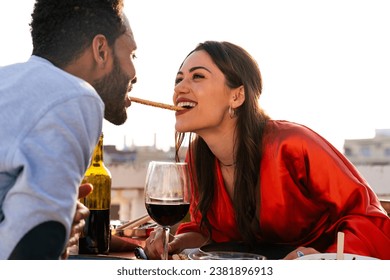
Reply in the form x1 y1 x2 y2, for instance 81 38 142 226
143 227 179 259
283 246 320 260
144 227 163 259
61 183 92 259
144 228 208 259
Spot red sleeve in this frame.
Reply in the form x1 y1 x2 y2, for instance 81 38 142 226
261 121 390 259
299 126 390 258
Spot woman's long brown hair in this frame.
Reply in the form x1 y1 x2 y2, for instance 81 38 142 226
175 41 270 245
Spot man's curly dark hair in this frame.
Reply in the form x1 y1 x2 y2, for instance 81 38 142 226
30 0 126 68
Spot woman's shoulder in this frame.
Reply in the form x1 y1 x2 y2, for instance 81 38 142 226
265 120 317 136
264 120 331 148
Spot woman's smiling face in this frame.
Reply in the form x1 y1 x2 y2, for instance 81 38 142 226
173 50 234 135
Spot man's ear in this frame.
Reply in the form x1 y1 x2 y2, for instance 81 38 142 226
231 85 245 108
91 34 110 68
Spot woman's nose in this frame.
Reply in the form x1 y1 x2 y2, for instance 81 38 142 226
174 79 190 94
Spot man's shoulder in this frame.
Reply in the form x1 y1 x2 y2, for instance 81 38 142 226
26 56 100 103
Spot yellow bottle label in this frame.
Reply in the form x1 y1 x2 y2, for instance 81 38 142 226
81 173 111 210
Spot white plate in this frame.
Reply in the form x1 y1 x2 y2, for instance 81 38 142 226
297 253 378 260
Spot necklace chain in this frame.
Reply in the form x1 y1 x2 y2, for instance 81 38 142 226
219 160 236 167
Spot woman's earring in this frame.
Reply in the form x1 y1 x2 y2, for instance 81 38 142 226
229 106 236 118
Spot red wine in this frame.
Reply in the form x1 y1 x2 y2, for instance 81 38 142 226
79 209 110 254
145 202 190 226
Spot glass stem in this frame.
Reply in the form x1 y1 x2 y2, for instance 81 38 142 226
162 226 170 260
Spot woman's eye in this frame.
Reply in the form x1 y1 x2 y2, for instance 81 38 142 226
193 73 204 79
175 77 183 85
175 73 204 85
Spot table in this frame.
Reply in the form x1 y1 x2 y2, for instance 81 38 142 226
72 235 146 260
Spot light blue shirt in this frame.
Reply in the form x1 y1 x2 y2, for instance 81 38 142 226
0 56 104 259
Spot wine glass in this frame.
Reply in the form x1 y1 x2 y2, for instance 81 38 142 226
144 161 191 260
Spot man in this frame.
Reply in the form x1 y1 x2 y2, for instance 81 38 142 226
0 0 137 259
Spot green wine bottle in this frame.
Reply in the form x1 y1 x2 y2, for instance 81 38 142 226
79 133 112 254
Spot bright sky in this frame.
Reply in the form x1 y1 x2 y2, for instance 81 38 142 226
1 0 389 152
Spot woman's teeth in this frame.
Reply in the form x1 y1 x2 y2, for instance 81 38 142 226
177 101 196 109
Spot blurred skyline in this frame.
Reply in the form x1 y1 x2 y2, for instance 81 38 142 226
1 0 389 152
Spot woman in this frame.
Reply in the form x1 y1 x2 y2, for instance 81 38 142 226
144 41 390 259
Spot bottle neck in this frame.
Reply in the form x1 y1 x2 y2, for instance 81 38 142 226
91 134 104 165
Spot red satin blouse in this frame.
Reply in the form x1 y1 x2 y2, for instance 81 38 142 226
176 120 390 259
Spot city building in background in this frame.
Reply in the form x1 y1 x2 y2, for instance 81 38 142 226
344 129 390 165
343 129 390 200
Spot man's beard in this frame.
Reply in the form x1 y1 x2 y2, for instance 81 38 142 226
93 56 131 125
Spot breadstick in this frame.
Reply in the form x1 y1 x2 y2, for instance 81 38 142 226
130 96 184 111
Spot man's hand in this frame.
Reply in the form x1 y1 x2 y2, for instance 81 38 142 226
61 183 92 259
